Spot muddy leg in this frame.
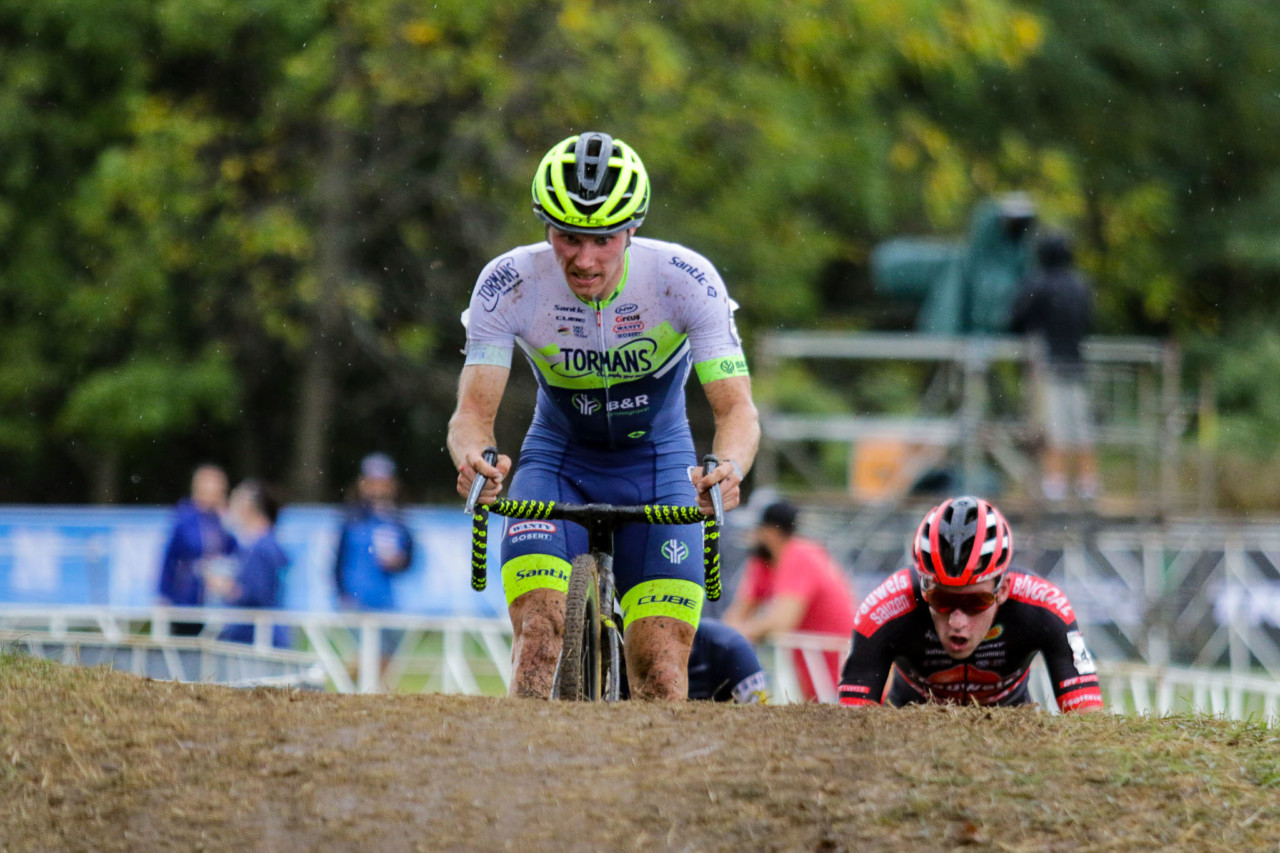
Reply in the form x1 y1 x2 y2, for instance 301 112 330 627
508 588 566 698
624 616 695 701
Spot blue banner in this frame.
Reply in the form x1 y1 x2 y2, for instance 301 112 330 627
0 505 507 617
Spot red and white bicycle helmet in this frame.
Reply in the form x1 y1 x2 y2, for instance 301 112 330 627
912 496 1013 587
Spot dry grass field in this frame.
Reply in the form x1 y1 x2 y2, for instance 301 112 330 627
3 652 1279 851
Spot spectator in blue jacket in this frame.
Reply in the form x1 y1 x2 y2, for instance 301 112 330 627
208 479 290 648
334 453 415 612
157 464 237 636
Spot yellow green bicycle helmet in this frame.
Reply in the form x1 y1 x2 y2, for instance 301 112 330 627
531 132 650 235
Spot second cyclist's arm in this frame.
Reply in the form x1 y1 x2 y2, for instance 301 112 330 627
447 364 512 499
838 569 917 706
838 630 894 707
1005 572 1105 713
1037 616 1105 714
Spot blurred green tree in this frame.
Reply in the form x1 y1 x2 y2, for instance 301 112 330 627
3 0 1279 505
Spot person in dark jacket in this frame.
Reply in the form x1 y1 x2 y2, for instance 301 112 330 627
209 479 290 648
157 464 237 636
333 453 415 612
1009 231 1100 503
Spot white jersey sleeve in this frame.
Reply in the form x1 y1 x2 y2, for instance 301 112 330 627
461 251 529 369
663 246 749 384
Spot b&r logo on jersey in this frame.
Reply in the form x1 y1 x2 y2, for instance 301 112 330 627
508 520 557 544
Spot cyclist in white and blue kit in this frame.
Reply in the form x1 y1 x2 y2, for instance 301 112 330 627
448 132 760 700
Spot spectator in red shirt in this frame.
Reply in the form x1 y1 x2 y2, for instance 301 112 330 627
722 501 857 701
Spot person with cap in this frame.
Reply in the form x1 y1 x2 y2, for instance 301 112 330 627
721 500 857 702
333 453 416 613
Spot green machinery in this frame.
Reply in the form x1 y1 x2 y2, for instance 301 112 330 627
872 193 1038 334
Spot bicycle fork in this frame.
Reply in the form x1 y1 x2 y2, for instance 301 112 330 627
584 519 624 702
596 550 622 701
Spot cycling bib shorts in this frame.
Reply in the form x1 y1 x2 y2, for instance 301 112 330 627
499 435 705 630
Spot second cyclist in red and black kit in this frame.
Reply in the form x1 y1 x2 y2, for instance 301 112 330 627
838 496 1103 713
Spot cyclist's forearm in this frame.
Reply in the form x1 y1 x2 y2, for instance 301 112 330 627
448 364 509 470
711 402 760 476
704 375 760 476
446 413 495 470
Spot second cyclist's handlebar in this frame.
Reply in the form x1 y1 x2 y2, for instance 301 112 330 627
468 452 726 601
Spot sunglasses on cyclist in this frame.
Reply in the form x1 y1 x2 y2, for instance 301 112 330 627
921 583 1001 616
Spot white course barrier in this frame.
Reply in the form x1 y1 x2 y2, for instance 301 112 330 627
0 605 513 696
4 606 1277 721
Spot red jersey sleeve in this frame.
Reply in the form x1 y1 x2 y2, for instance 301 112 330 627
839 569 917 707
1008 572 1104 713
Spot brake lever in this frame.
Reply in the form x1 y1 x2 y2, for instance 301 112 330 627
464 446 499 515
702 453 725 529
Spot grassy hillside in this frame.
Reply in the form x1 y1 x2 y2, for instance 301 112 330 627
3 652 1278 851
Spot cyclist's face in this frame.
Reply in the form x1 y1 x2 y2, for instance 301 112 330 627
924 577 1009 660
548 227 634 302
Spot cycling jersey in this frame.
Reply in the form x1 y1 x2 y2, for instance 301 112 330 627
463 236 748 450
464 236 748 623
838 568 1104 713
619 618 768 703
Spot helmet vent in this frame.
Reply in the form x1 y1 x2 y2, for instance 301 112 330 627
574 132 614 200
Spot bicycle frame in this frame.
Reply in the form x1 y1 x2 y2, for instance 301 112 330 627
466 448 725 701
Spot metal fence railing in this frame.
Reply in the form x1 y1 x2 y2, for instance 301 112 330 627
5 605 1278 723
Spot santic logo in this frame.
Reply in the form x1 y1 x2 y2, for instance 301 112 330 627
508 521 557 537
571 393 601 415
661 539 689 563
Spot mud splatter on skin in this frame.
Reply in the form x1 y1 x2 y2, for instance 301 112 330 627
508 588 565 698
624 615 695 700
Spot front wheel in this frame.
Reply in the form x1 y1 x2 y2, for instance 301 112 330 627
553 555 600 701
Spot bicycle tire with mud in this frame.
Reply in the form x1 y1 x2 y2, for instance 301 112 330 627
553 554 600 701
